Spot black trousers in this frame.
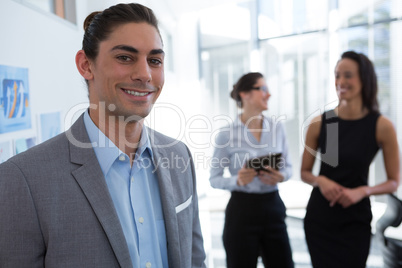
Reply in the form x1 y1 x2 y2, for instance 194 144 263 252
223 191 294 268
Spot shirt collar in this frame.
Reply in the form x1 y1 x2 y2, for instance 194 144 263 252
83 110 153 176
234 114 268 127
233 115 243 127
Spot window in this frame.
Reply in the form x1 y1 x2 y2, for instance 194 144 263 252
338 0 369 27
200 43 250 120
260 33 329 178
199 0 402 200
198 2 251 120
258 0 328 39
15 0 76 24
374 0 392 22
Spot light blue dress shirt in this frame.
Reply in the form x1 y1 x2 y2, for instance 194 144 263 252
84 111 168 268
209 115 292 193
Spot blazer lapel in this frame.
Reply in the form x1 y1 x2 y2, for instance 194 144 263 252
67 115 133 268
149 130 181 268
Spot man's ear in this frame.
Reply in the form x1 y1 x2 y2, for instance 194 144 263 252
75 50 94 80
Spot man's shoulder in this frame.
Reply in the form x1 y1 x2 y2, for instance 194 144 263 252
6 113 89 166
4 132 69 167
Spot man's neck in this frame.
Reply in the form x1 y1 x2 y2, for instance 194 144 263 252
89 110 144 160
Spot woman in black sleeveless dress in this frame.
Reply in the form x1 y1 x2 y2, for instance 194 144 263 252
301 51 400 268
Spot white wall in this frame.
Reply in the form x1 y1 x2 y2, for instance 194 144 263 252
0 0 88 143
0 1 206 188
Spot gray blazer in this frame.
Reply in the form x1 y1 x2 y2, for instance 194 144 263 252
0 114 206 268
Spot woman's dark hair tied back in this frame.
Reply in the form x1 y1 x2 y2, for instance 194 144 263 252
230 72 263 108
230 85 241 103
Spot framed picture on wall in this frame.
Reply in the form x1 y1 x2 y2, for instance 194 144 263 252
0 65 31 134
0 140 13 163
14 137 36 155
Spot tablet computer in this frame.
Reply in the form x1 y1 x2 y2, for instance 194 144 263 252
245 153 282 171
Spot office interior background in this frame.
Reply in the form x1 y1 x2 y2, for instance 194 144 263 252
1 0 402 266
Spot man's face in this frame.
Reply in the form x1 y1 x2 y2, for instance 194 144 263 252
88 22 164 122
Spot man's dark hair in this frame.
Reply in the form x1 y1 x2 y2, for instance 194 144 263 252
82 3 161 61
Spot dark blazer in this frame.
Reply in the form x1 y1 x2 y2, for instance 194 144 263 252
0 114 206 268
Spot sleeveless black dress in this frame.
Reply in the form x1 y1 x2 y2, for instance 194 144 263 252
304 110 380 268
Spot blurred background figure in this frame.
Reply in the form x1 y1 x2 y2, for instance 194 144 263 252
301 51 400 268
210 72 294 268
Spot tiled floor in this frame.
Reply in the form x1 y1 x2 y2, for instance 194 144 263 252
206 211 383 268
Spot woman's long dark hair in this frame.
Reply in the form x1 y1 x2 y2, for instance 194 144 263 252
338 51 379 113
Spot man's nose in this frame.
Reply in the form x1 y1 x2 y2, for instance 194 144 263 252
131 58 152 82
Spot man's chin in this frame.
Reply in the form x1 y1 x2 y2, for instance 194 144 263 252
119 113 148 123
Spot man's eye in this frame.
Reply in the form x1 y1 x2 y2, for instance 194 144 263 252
117 55 131 62
149 58 162 65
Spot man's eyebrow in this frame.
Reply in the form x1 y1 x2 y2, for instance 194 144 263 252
150 49 165 55
111 45 138 53
110 45 164 55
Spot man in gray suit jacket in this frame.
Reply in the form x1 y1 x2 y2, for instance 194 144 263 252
0 3 206 268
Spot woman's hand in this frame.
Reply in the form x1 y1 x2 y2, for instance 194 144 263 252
237 167 258 186
336 186 368 208
258 166 284 185
316 176 344 206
